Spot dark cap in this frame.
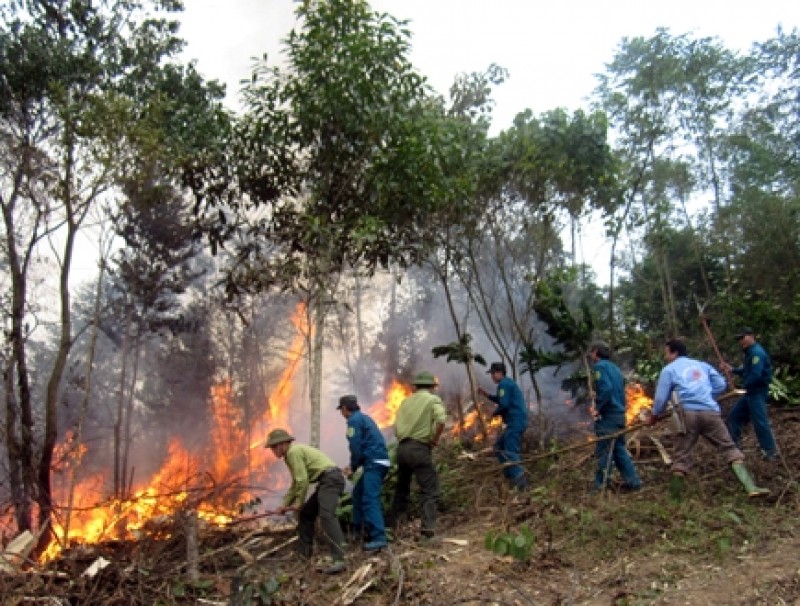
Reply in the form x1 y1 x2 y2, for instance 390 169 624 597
337 395 359 411
487 362 506 374
590 341 611 359
735 327 755 339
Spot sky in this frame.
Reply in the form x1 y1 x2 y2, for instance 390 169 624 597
176 0 800 282
179 0 800 126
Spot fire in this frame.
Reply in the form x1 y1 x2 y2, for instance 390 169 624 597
31 302 311 562
452 408 502 440
625 383 653 426
366 380 412 429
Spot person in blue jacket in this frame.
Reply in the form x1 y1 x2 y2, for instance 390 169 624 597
588 342 641 493
721 327 778 460
647 338 769 500
479 362 528 490
338 394 390 551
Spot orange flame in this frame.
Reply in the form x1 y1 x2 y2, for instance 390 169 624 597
625 383 653 426
366 380 412 429
31 302 311 562
452 408 502 440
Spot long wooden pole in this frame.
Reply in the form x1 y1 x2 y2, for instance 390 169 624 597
694 296 733 385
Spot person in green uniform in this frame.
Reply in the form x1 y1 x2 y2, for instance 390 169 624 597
266 428 347 574
388 371 446 542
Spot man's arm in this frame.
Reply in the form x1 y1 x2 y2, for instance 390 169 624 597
281 450 309 508
652 369 673 417
430 397 447 446
742 351 768 390
708 364 727 396
430 422 445 447
346 418 363 472
593 366 612 413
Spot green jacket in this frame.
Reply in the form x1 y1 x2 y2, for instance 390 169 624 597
394 389 446 443
281 443 337 508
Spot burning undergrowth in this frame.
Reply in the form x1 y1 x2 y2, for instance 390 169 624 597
3 394 799 605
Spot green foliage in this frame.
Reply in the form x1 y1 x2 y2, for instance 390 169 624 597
498 108 619 218
204 0 476 296
230 576 282 606
522 270 593 374
769 368 800 407
484 525 536 561
432 333 487 367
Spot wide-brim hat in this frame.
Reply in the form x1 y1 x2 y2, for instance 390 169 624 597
412 370 438 386
265 428 295 448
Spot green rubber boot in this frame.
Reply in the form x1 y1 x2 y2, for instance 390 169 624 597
731 462 770 498
668 474 684 503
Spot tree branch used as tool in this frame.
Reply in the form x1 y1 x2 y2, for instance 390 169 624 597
224 510 286 526
694 296 733 385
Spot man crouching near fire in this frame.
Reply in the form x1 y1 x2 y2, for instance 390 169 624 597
646 339 769 502
265 428 347 574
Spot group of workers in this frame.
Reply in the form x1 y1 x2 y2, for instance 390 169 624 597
263 362 527 574
589 327 777 501
263 328 777 574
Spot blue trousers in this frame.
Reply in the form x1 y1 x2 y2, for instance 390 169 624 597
352 463 388 543
594 415 640 489
494 421 526 485
727 390 777 457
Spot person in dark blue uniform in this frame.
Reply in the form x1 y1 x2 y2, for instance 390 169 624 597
338 395 390 551
588 342 641 492
721 327 778 460
479 362 529 490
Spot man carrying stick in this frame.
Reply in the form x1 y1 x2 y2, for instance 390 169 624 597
647 339 769 501
588 342 642 493
265 428 347 574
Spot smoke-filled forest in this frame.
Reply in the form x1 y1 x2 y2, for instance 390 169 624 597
1 1 800 603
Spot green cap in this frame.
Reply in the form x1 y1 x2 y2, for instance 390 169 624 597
265 428 295 448
412 371 438 387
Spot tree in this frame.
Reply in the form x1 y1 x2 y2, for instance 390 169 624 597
0 0 225 540
196 0 462 445
594 30 746 338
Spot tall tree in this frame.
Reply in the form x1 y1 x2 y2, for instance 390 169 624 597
594 29 744 335
196 0 461 445
0 0 225 539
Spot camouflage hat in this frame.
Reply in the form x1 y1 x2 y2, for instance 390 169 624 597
412 370 438 387
265 428 295 448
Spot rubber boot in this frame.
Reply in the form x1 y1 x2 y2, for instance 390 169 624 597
731 462 770 498
668 474 684 503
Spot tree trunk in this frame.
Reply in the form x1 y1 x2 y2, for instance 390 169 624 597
121 338 142 499
1 172 35 532
114 306 132 499
38 137 80 543
385 267 400 391
437 258 487 441
64 254 108 541
308 291 325 448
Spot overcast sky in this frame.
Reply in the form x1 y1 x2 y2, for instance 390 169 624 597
179 0 800 128
176 1 800 282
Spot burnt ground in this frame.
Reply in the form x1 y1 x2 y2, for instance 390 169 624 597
2 409 799 605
